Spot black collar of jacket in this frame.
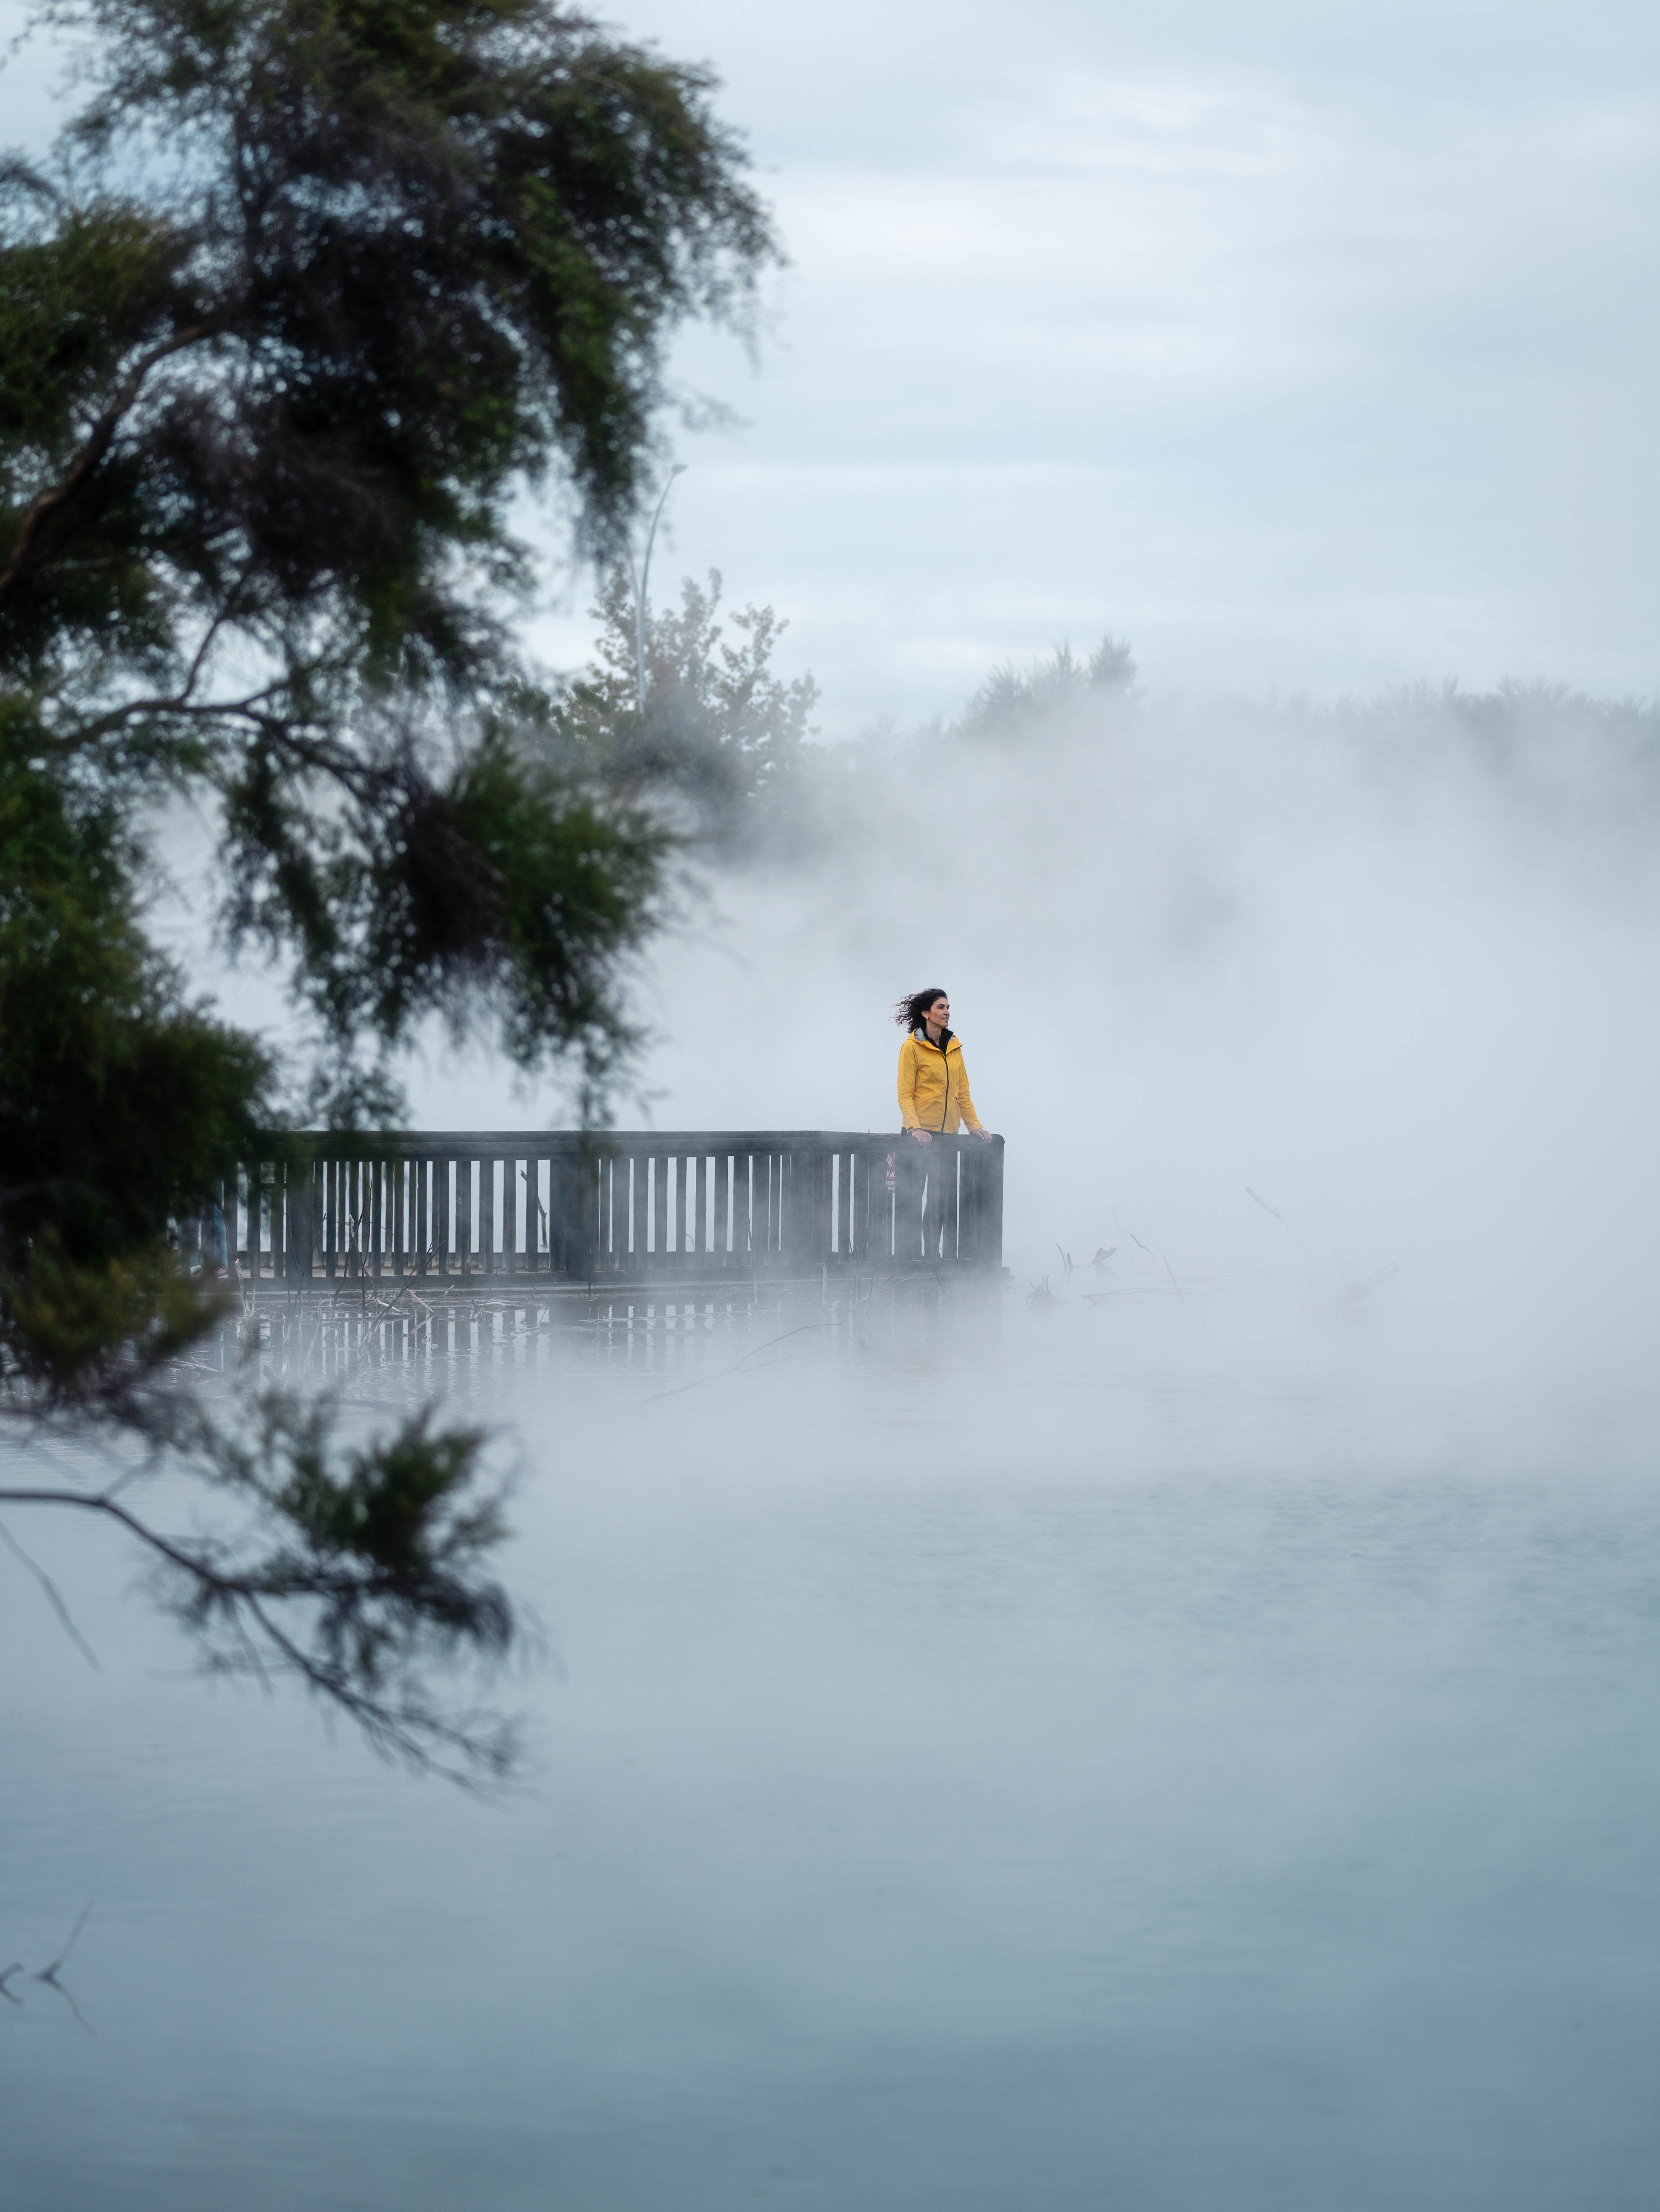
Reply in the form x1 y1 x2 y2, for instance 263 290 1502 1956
913 1025 954 1051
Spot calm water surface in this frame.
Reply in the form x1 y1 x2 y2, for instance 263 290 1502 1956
5 1291 1660 2209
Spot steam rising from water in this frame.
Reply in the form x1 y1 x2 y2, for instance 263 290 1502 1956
13 673 1660 2211
416 674 1660 1469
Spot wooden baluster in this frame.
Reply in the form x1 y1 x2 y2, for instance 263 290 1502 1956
545 1151 567 1277
713 1153 730 1266
960 1141 982 1264
265 1162 280 1283
280 1166 298 1285
985 1136 1004 1270
776 1149 793 1267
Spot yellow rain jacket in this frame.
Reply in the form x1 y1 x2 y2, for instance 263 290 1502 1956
898 1028 983 1135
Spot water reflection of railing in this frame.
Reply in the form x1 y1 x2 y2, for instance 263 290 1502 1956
198 1131 1004 1290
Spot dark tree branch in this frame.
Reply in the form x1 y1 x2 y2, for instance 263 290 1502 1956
0 1515 102 1671
0 322 217 607
0 1459 522 1788
55 677 316 752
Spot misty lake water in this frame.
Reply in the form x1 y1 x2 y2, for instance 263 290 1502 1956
7 1281 1660 2210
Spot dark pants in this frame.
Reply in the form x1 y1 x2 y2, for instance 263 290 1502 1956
894 1138 952 1263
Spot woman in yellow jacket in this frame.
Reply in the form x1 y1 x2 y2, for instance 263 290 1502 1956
894 987 992 1257
895 987 991 1143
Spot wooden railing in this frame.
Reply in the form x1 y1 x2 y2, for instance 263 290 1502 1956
191 1131 1004 1288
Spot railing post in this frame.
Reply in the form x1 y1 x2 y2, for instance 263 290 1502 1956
713 1152 730 1266
560 1143 598 1282
283 1160 307 1285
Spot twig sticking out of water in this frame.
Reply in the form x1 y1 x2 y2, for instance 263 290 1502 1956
1110 1213 1183 1301
32 1903 94 2033
521 1168 550 1251
1246 1185 1295 1236
637 1322 829 1406
1340 1262 1402 1313
36 1901 91 1982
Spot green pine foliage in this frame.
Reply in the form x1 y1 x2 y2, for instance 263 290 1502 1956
0 0 776 1777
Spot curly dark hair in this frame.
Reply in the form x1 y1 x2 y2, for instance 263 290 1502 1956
894 986 949 1031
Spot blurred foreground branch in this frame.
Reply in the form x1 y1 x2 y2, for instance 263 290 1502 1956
0 1394 525 1788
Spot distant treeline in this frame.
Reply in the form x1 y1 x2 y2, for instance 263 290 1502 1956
545 577 1660 862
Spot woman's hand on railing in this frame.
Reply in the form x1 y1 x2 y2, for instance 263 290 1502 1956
909 1128 932 1146
972 1128 994 1143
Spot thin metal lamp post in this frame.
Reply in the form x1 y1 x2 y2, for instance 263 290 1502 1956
630 465 687 713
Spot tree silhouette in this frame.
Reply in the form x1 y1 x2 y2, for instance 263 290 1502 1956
0 0 777 1778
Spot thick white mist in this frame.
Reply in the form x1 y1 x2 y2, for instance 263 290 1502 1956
414 681 1660 1468
16 687 1660 2212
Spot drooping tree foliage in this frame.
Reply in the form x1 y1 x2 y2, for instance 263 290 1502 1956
0 0 776 1777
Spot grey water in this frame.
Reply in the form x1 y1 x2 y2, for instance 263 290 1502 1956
7 1288 1660 2210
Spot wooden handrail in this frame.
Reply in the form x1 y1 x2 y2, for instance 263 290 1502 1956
184 1131 1004 1288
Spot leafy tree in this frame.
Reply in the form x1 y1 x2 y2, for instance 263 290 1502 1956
955 637 1137 743
0 0 777 1780
550 566 819 838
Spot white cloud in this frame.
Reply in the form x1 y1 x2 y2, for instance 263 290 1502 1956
2 0 1655 723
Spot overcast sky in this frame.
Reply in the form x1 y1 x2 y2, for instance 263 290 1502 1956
3 0 1656 732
